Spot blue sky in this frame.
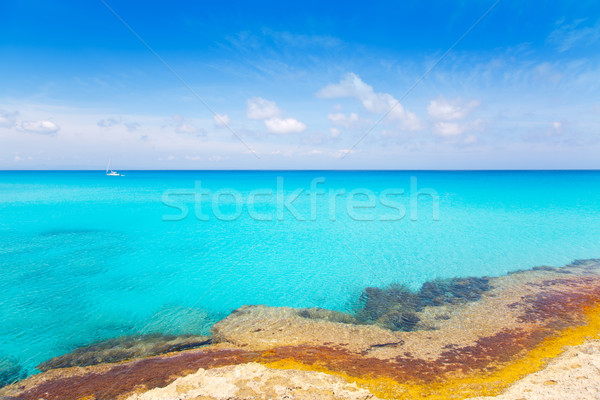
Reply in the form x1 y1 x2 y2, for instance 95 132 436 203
1 0 600 169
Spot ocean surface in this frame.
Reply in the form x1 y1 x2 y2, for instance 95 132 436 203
1 170 600 376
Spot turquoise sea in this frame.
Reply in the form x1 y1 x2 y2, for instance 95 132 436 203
1 170 600 377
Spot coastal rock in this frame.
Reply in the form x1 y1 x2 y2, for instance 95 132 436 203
4 260 600 400
297 307 357 324
211 305 401 353
468 340 600 400
37 334 212 371
126 362 381 400
377 311 421 332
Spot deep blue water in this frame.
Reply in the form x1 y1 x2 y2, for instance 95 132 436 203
1 170 600 376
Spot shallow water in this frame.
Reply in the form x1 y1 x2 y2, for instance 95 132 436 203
1 170 600 376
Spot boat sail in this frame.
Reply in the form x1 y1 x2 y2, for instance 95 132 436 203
106 158 121 176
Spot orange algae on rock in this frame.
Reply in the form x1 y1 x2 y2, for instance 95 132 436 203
5 347 261 400
260 303 600 400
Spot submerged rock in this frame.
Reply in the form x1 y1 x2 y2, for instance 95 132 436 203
354 284 422 325
377 311 421 332
353 277 491 331
571 258 600 266
211 305 400 353
141 305 217 336
0 357 26 388
297 307 357 324
37 333 212 371
418 277 491 306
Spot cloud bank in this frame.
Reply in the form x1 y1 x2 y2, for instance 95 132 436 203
247 97 281 119
19 120 59 134
317 73 422 131
264 117 306 134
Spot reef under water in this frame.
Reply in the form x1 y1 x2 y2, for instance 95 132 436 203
2 259 600 400
352 276 492 331
0 358 27 389
36 334 212 372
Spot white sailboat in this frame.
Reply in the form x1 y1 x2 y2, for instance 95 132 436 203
106 157 121 176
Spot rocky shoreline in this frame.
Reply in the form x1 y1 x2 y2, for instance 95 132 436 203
2 259 600 399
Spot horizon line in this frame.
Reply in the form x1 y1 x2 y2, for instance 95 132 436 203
2 169 600 172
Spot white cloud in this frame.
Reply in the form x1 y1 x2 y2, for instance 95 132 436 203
532 62 563 84
317 73 422 131
317 73 372 99
97 117 121 128
552 121 563 134
209 155 229 162
175 122 203 134
331 149 355 158
264 117 306 134
433 122 466 137
427 97 483 138
124 122 140 132
269 149 294 157
464 134 478 144
327 112 360 128
246 97 281 120
214 113 231 128
300 131 328 145
247 97 306 134
228 29 342 53
13 154 33 162
329 127 341 138
0 110 19 128
547 19 600 52
97 117 140 132
20 120 59 134
427 97 480 121
266 29 342 49
172 115 205 136
433 119 485 137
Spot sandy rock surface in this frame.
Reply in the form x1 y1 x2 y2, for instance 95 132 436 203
469 339 600 400
211 305 402 353
126 362 381 400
